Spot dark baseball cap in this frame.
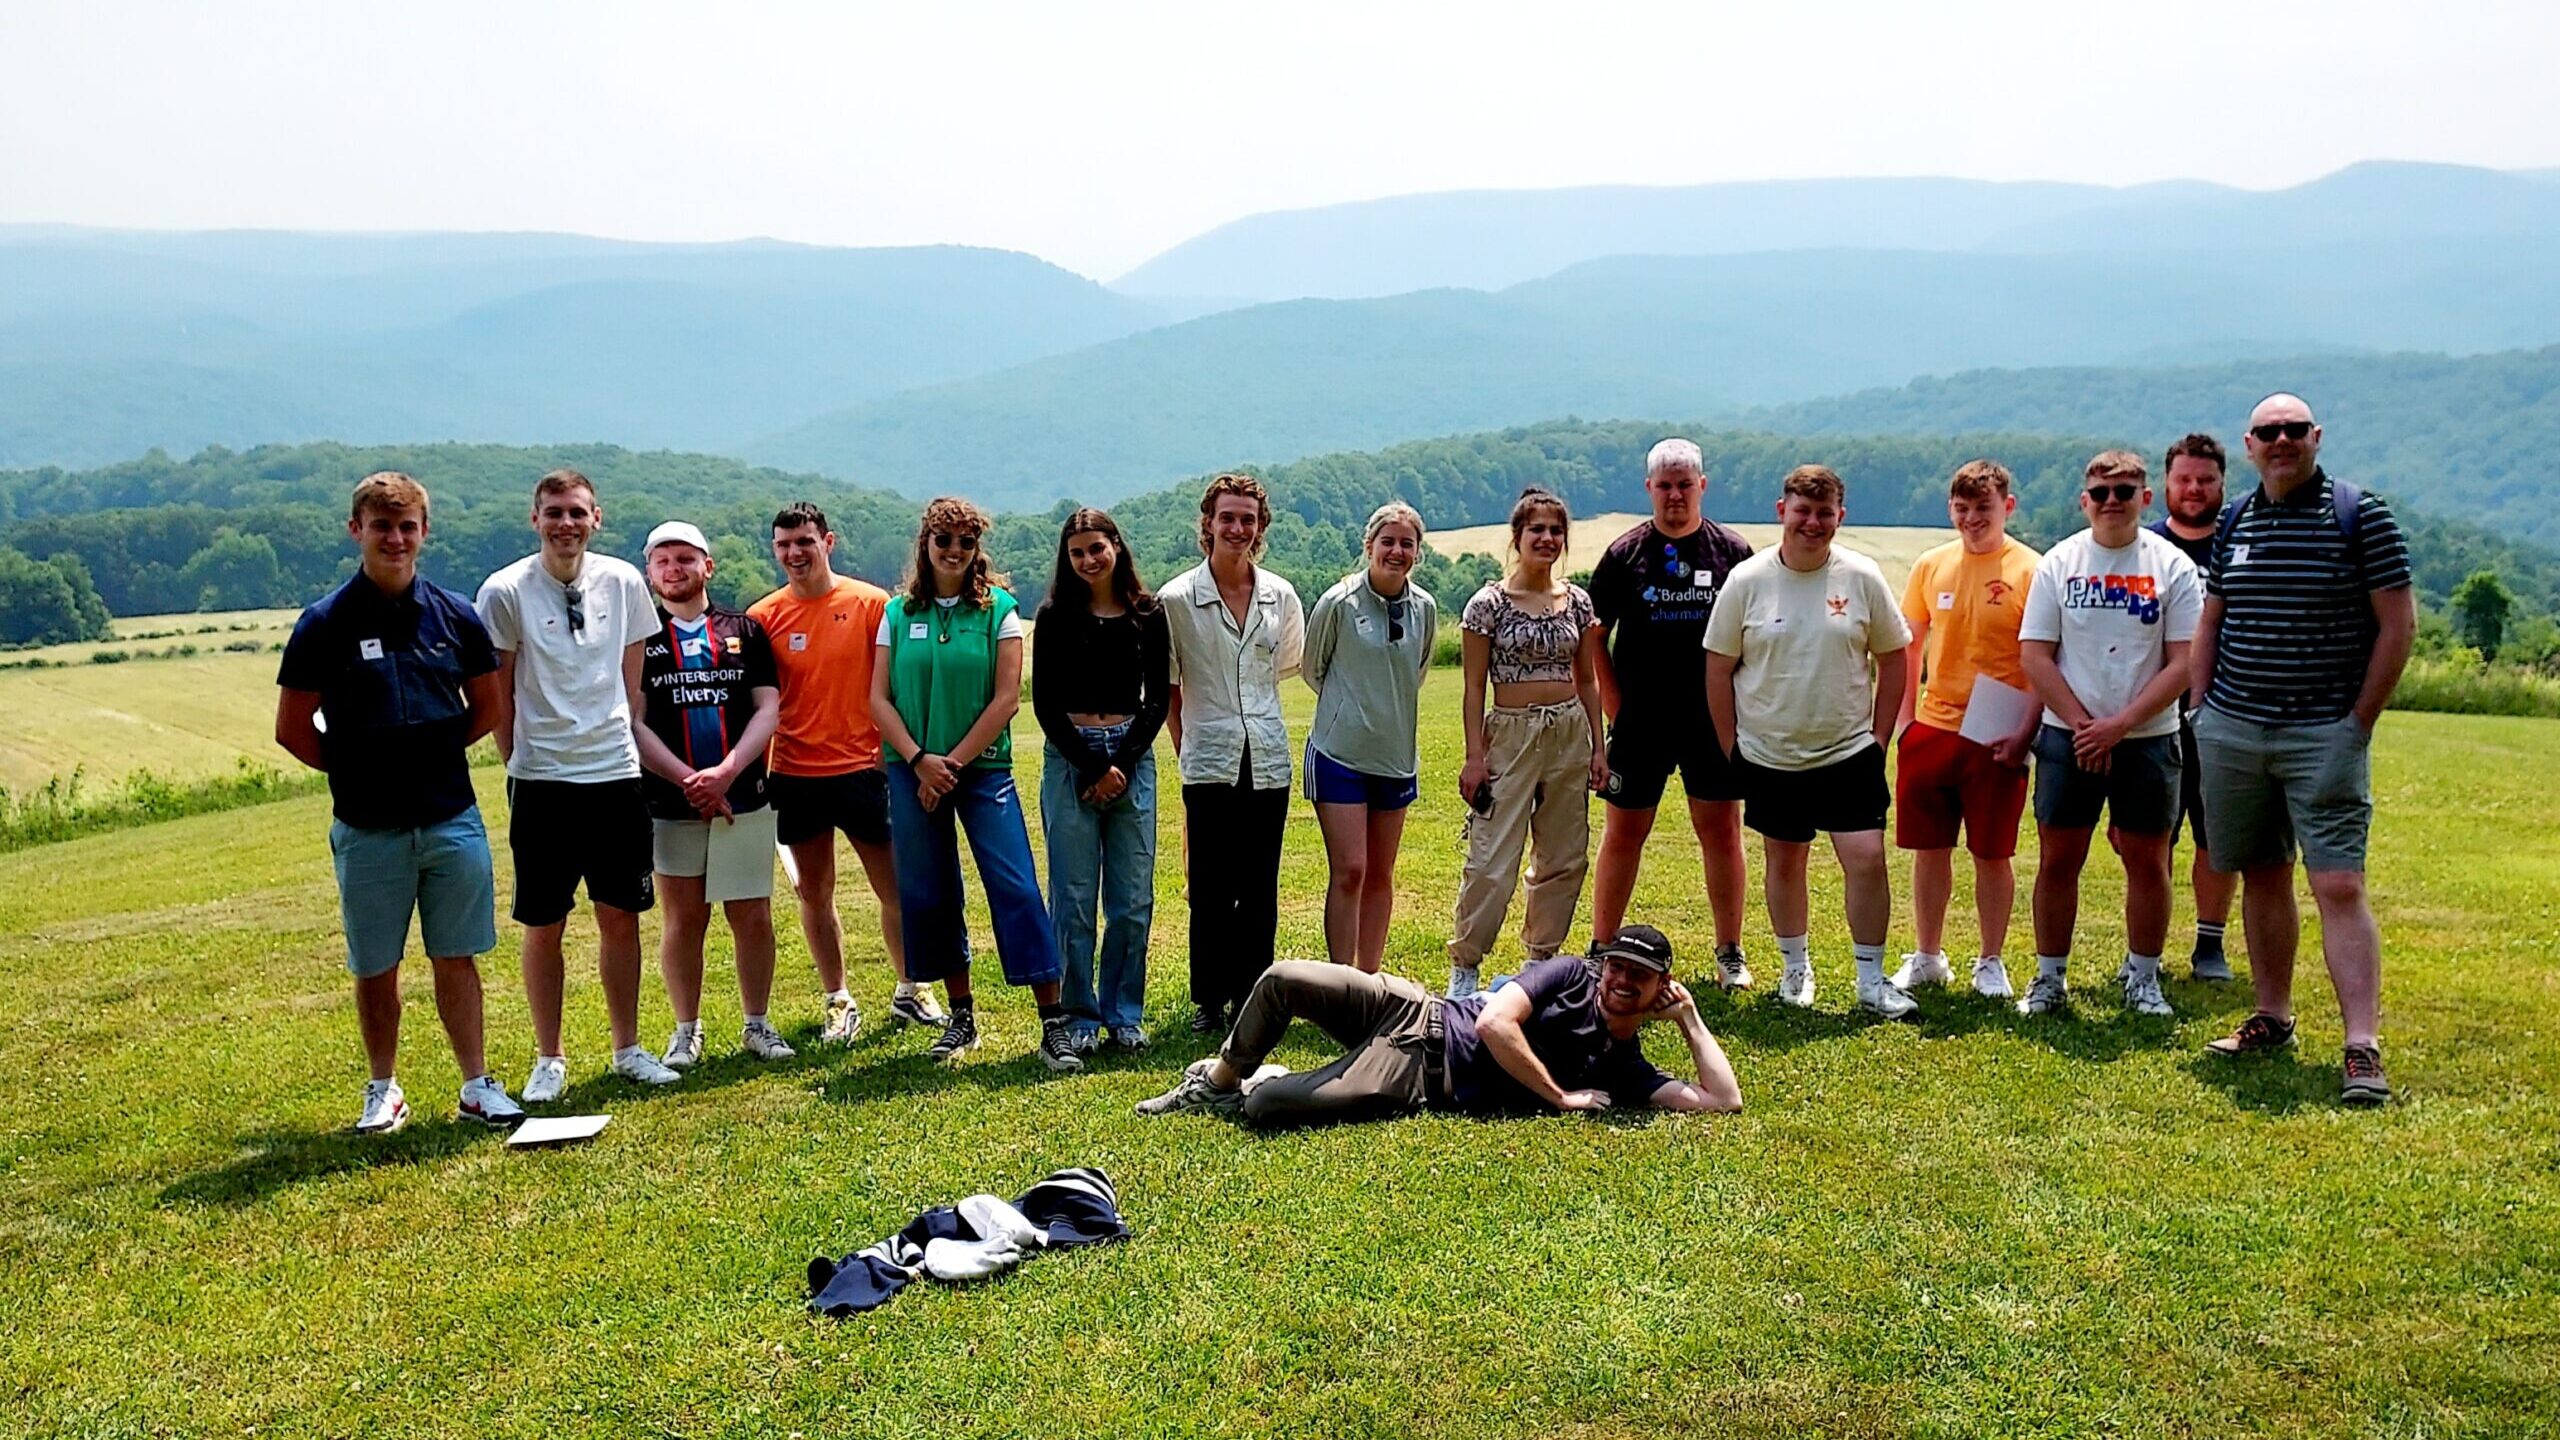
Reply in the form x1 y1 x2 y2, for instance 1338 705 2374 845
1591 925 1674 974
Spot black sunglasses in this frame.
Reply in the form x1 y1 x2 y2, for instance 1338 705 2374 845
931 531 979 552
2084 483 2141 503
562 580 586 634
2250 420 2313 443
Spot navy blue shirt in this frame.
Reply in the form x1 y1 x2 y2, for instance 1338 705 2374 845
279 574 498 830
1440 956 1675 1112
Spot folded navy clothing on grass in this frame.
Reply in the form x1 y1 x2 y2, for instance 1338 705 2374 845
808 1166 1128 1316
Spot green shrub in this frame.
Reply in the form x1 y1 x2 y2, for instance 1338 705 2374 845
2389 652 2560 719
0 760 324 852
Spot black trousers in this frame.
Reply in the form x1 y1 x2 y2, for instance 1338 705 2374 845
1182 779 1290 1009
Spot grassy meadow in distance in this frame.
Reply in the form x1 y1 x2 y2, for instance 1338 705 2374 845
1433 514 1952 591
4 680 2557 1438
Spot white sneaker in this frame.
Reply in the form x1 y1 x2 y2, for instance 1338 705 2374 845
1240 1062 1292 1095
2123 969 2175 1017
2018 972 2070 1016
663 1025 704 1071
1777 961 1816 1008
612 1047 682 1086
1713 943 1755 991
522 1055 568 1104
890 990 945 1027
1891 951 1954 990
1447 965 1481 1000
1971 957 2015 999
1856 974 1919 1020
741 1018 797 1060
356 1078 409 1135
821 994 863 1046
458 1074 524 1127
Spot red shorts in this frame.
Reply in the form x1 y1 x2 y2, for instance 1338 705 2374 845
1894 722 2027 857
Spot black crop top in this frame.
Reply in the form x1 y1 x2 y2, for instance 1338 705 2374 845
1030 604 1173 787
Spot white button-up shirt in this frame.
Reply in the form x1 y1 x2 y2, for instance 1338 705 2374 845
1161 561 1305 789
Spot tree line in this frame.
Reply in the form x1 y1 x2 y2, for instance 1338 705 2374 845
6 426 2558 663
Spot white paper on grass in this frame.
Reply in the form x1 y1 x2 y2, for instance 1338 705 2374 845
1956 675 2038 748
508 1114 611 1147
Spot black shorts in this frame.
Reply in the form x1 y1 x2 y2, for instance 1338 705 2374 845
2031 725 2182 835
506 776 655 925
1738 744 1890 843
1600 714 1743 809
769 767 891 848
2174 718 2208 847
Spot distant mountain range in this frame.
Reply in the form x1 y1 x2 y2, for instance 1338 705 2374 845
7 161 2560 511
1110 161 2560 301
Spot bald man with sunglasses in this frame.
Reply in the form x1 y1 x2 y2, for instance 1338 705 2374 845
2189 394 2414 1106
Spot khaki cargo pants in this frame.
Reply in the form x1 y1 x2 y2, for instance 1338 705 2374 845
1447 701 1594 970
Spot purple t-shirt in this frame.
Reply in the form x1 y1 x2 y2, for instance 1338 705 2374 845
1440 956 1674 1112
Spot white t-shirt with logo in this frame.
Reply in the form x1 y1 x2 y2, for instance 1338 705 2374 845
476 551 657 781
1702 546 1912 771
2017 528 2203 739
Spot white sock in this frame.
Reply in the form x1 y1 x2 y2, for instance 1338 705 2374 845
1852 943 1887 986
894 980 918 1000
1777 934 1811 969
826 988 853 1005
2037 954 2068 980
742 1012 767 1029
2124 952 2161 983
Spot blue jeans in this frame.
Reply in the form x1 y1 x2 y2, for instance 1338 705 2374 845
883 763 1063 988
1042 728 1158 1034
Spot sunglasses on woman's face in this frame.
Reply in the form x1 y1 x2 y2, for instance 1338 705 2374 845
931 531 979 552
2250 420 2313 443
2084 483 2140 503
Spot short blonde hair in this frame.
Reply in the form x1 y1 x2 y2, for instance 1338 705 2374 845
2085 449 2148 483
351 471 428 523
1363 500 1425 548
1948 459 2013 501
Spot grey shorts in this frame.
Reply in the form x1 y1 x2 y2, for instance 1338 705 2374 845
2192 707 2374 873
2031 725 2181 835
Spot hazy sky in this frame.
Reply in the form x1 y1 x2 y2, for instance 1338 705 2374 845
5 0 2557 279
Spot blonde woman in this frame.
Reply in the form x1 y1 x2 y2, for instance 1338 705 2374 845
1303 501 1438 974
1447 489 1608 998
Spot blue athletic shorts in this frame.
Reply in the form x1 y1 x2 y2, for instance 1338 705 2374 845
329 806 499 978
1304 746 1419 811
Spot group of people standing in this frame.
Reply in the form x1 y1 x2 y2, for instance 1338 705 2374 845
279 388 2411 1136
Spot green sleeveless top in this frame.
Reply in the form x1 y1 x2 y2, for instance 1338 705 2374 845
882 588 1019 769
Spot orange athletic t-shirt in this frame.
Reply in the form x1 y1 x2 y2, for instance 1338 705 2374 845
748 575 891 775
1899 536 2040 734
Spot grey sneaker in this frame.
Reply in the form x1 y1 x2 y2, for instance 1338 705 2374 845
1714 943 1755 991
2340 1044 2391 1106
1135 1058 1243 1116
2123 968 2174 1017
741 1018 796 1061
2190 949 2234 983
928 1007 980 1062
2017 972 2070 1016
1107 1024 1150 1052
1038 1017 1085 1074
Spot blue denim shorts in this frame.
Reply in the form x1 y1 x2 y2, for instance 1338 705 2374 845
1305 745 1419 811
329 806 498 978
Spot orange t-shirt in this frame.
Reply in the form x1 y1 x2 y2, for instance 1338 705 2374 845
748 575 891 775
1900 536 2039 733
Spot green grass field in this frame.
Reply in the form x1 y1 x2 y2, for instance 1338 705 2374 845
0 652 285 793
5 686 2557 1438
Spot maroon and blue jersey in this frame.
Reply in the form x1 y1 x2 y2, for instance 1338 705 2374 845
638 603 778 820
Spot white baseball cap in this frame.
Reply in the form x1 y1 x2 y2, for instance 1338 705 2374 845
644 520 711 556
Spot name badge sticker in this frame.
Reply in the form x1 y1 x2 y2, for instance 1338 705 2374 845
1354 614 1375 634
359 638 385 660
1936 592 1955 610
2232 545 2252 567
1691 571 1712 587
908 622 930 640
789 633 808 652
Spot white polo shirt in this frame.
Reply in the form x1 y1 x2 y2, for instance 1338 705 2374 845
1159 561 1305 790
477 550 657 782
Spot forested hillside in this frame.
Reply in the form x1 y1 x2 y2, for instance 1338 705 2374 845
10 425 2556 644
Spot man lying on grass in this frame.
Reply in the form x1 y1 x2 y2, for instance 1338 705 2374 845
1136 924 1742 1123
